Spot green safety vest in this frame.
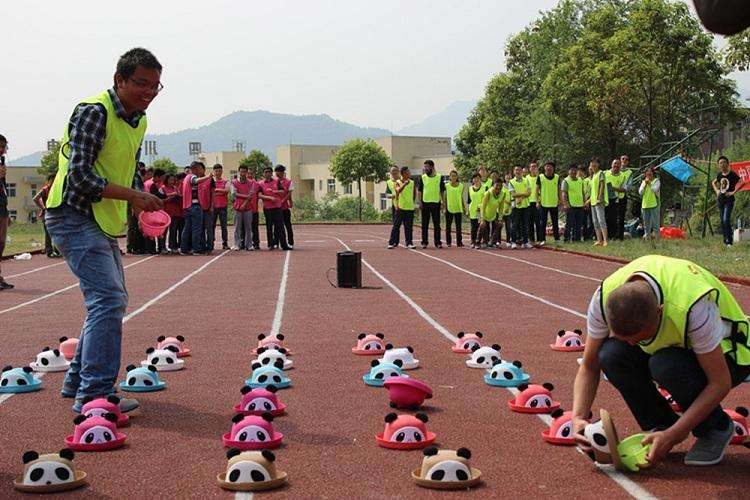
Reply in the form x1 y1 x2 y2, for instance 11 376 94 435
601 256 750 365
539 174 559 208
468 186 484 219
47 90 146 237
565 176 584 208
590 171 608 207
509 178 530 209
501 186 511 216
641 180 659 209
482 189 501 221
582 177 591 198
445 182 464 214
525 175 539 203
421 174 441 203
398 180 415 211
483 178 493 191
606 170 627 200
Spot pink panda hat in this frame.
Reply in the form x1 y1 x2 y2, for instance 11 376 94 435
451 331 484 354
508 383 560 414
253 334 292 356
58 337 79 360
156 335 190 357
80 395 129 427
352 333 386 355
65 413 126 452
549 329 585 352
383 377 433 410
234 385 287 417
222 413 284 451
541 409 587 446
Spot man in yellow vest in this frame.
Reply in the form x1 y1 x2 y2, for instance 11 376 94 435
562 164 585 242
508 165 532 249
573 255 750 467
525 162 542 244
605 158 630 240
45 48 163 413
535 161 562 245
418 159 445 249
388 166 417 249
385 165 400 222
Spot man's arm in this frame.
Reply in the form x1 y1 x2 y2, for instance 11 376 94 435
728 174 745 196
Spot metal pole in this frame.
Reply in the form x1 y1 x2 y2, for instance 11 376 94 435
701 135 713 238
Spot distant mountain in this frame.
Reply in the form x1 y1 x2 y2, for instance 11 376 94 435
7 150 44 166
398 100 477 140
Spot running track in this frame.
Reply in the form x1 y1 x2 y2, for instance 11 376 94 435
0 225 747 498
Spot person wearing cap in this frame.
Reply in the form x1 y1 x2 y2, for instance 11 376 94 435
258 166 290 251
232 165 256 251
562 164 585 243
535 161 562 245
180 161 213 255
44 48 164 413
210 164 230 251
417 159 445 249
275 164 294 249
572 255 750 467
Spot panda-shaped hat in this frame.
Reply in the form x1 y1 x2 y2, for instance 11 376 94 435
451 331 484 353
156 335 190 357
550 329 585 352
379 344 419 370
411 447 482 490
58 336 79 360
541 409 577 446
141 346 184 371
222 413 284 450
0 365 42 394
65 413 127 451
362 359 408 387
234 385 287 417
13 449 87 493
245 363 291 389
217 448 287 492
376 412 436 450
484 360 530 388
465 344 501 369
383 377 433 410
725 407 749 446
253 333 291 355
81 395 129 427
119 364 166 392
352 332 386 356
30 347 70 372
508 383 560 414
252 346 293 371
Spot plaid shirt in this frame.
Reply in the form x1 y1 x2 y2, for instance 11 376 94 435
62 88 144 216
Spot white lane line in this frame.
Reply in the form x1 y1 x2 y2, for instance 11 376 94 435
328 235 654 500
474 249 601 282
6 261 66 279
353 239 377 242
299 240 326 243
0 255 156 315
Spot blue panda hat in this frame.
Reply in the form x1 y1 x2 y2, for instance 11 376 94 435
362 359 408 387
118 364 166 392
484 360 530 388
0 365 42 394
245 364 291 389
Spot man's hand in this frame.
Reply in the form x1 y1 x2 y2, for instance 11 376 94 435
0 165 6 178
640 429 682 468
573 416 592 453
130 191 163 215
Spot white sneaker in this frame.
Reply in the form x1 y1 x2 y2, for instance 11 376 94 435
539 241 546 247
407 244 416 249
511 243 517 249
387 244 396 249
523 243 533 249
505 242 512 248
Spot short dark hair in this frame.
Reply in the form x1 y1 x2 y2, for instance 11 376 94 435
274 164 286 172
490 169 498 175
263 166 273 173
176 173 186 180
400 166 410 174
590 157 600 166
569 163 577 170
136 161 146 169
213 163 223 170
190 161 205 169
472 173 480 180
424 159 435 168
0 134 7 144
545 161 555 168
238 165 248 171
114 48 162 87
153 168 165 177
146 167 154 173
718 155 729 163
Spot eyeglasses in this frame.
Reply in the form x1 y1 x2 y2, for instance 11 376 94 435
129 78 164 93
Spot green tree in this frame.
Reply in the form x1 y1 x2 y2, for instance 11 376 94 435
725 28 750 71
239 149 272 180
151 157 178 174
329 138 390 220
37 143 61 176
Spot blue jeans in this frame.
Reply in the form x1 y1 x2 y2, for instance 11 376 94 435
45 205 127 404
180 203 204 253
565 207 584 242
718 196 734 245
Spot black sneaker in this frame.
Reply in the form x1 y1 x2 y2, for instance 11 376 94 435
0 278 14 290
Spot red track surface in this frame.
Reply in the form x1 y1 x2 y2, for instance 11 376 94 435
0 225 748 498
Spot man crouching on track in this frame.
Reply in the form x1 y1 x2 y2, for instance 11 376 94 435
572 255 750 467
45 48 163 413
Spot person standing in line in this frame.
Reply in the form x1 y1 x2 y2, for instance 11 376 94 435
197 164 215 253
478 180 503 249
388 166 416 249
712 155 745 247
33 173 61 258
146 168 167 253
588 157 609 247
418 159 444 249
562 164 585 243
579 165 594 240
443 170 466 247
478 165 492 190
468 174 484 248
248 168 261 250
536 161 562 245
385 165 400 222
508 165 532 249
259 166 290 251
44 48 164 412
126 161 146 255
606 158 630 240
525 162 541 244
232 165 256 251
0 135 13 290
639 166 661 241
210 164 230 250
161 173 183 253
180 161 212 255
276 164 294 249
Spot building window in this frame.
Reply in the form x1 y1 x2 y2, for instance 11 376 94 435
319 180 323 192
327 179 335 193
343 183 352 195
380 193 388 211
8 210 17 221
6 183 16 197
28 211 37 223
31 184 38 196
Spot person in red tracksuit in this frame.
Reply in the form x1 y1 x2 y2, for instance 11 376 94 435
258 166 290 251
275 164 294 249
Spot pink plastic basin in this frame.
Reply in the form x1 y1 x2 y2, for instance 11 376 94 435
139 210 171 238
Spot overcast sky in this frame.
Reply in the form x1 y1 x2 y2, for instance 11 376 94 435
4 0 748 159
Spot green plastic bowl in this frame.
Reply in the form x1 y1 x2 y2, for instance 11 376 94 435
617 434 651 472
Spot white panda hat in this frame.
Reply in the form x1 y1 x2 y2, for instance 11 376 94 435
30 347 71 372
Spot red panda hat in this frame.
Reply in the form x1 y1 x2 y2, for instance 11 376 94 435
222 413 283 451
376 412 436 450
253 333 291 355
352 332 386 355
65 413 126 451
541 409 591 446
549 329 585 352
725 407 749 446
451 331 484 354
80 395 129 427
508 383 560 414
234 385 287 417
156 335 190 357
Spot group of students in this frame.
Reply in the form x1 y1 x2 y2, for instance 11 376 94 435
125 161 295 255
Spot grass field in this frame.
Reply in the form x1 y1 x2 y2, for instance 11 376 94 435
562 235 749 279
4 222 45 255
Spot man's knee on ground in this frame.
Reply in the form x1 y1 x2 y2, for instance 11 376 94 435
597 338 632 372
649 347 701 387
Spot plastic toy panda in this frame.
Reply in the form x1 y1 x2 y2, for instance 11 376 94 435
254 333 289 355
380 344 420 370
58 336 79 360
245 363 291 389
216 448 287 492
13 449 87 493
141 346 184 371
484 360 530 387
725 407 749 445
466 344 501 369
31 347 70 372
376 412 436 449
583 419 612 464
550 329 585 352
253 347 293 371
156 335 190 357
411 447 482 490
81 395 129 427
352 333 386 355
222 412 284 450
363 359 408 387
65 413 126 451
235 385 287 416
0 365 42 393
508 383 560 414
451 331 484 353
119 364 166 392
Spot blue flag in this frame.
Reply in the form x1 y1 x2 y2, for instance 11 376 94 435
659 156 693 183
